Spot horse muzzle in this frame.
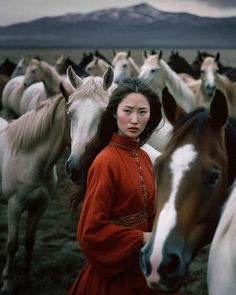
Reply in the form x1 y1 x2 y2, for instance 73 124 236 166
140 229 192 292
65 157 81 184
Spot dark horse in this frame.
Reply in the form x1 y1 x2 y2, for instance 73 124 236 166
140 88 236 292
168 50 199 79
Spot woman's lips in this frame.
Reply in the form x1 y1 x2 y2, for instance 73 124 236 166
128 127 139 133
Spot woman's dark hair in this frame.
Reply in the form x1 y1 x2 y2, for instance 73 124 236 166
69 78 162 218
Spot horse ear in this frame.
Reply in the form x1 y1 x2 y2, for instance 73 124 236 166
208 89 228 129
67 65 83 89
198 53 204 63
113 50 116 56
143 50 148 59
215 52 220 63
59 82 70 101
159 50 163 60
127 51 131 58
162 87 186 125
103 66 114 90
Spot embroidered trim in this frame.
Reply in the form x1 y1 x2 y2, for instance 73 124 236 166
110 141 138 150
110 141 149 228
111 209 148 227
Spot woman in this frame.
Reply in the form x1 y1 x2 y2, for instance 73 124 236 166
67 78 179 295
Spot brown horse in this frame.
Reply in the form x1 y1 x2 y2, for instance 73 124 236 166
140 88 236 292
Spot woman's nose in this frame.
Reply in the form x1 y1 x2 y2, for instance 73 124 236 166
130 112 138 123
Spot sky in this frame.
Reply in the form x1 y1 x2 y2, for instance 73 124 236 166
1 0 236 26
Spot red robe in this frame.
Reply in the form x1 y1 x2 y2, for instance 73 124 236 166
67 133 179 295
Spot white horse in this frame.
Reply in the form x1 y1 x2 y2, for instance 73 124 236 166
0 94 70 294
85 56 110 77
62 66 161 184
10 57 31 78
2 75 26 117
138 51 197 112
207 179 236 295
20 59 70 115
194 55 236 119
111 51 140 83
138 51 197 152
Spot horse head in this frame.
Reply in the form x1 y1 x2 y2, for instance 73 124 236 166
200 55 220 98
138 50 163 86
64 66 115 184
140 87 233 292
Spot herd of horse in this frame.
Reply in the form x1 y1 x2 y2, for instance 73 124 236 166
0 49 236 295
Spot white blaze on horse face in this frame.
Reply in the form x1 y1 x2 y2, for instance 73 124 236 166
148 144 197 283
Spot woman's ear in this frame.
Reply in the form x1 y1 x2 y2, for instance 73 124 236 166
113 113 117 119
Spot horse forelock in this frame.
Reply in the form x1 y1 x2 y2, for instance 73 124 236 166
7 95 64 153
201 56 219 69
112 52 128 63
68 76 110 105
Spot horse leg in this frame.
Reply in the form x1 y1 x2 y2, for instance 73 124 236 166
1 196 22 294
23 190 49 273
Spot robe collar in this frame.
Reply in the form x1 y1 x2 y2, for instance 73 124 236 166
110 133 140 150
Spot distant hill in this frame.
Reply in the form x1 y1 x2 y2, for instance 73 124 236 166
0 3 235 48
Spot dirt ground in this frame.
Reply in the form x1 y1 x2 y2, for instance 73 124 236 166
0 151 209 295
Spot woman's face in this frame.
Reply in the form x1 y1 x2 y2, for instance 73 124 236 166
115 92 150 139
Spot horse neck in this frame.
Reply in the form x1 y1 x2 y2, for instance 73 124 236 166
40 62 62 97
128 58 140 77
216 74 236 118
160 60 196 112
98 60 109 75
42 98 69 174
8 97 68 174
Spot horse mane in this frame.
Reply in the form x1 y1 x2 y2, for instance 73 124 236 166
128 56 140 75
7 95 64 153
68 76 113 105
165 107 208 151
32 58 62 81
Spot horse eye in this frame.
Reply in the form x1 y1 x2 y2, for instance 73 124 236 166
205 169 221 188
123 64 128 68
151 69 156 73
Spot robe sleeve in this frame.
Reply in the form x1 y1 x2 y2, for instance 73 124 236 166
77 153 144 278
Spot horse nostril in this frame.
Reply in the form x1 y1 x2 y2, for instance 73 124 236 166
159 253 181 280
139 248 152 277
65 161 71 177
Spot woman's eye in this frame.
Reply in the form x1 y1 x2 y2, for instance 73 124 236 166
140 111 147 115
124 109 131 113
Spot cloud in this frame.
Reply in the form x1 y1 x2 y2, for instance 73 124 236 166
195 0 236 8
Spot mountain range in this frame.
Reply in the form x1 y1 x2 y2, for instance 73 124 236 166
0 3 235 48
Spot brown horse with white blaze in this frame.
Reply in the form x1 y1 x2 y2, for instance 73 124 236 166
140 88 236 292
